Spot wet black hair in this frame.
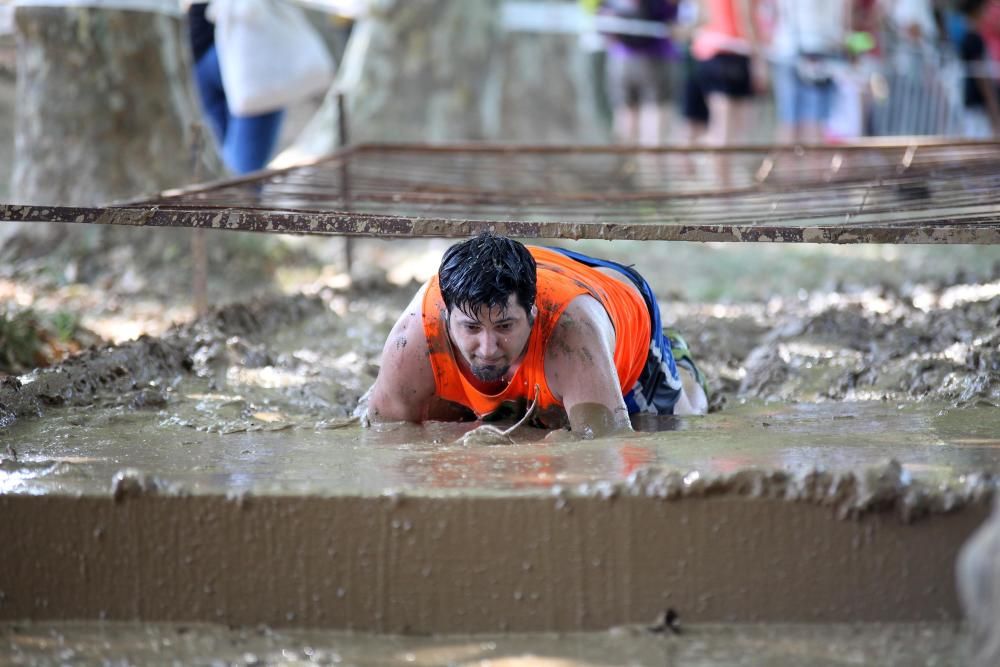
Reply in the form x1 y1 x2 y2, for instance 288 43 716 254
438 232 537 320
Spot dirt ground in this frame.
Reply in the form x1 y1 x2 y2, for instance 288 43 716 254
1 223 997 430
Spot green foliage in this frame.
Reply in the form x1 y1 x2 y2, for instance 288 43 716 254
0 309 41 374
47 310 80 343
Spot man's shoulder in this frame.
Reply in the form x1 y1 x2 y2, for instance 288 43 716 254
366 285 437 423
547 293 616 351
395 283 433 352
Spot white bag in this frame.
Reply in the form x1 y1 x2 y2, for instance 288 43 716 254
208 0 335 116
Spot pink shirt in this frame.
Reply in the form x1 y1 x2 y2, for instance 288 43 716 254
692 0 752 60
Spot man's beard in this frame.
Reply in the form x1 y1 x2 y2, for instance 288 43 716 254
470 362 508 383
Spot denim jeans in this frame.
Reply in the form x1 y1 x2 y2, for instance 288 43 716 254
772 61 835 125
193 44 284 175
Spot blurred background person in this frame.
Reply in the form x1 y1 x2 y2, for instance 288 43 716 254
687 0 765 147
957 0 1000 137
769 0 851 144
676 0 711 145
824 23 879 143
599 0 680 145
979 0 1000 62
580 0 615 132
884 0 939 46
188 2 285 174
880 0 940 78
871 0 959 136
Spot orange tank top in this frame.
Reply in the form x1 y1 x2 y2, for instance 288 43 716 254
422 246 650 427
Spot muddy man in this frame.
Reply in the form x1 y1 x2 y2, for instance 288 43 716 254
366 232 708 437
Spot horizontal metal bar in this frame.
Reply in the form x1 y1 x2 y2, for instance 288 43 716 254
2 203 997 244
344 138 1000 155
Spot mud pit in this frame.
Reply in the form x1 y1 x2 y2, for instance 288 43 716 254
1 243 998 661
0 620 969 666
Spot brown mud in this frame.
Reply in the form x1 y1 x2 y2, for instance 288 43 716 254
0 294 332 427
1 246 998 511
0 491 988 629
0 620 969 666
677 278 1000 410
0 231 998 640
2 248 997 432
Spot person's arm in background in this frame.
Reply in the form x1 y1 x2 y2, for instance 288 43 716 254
737 0 769 92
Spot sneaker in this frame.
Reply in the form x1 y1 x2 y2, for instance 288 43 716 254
665 328 709 397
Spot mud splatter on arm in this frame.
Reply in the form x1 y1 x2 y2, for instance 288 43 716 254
545 296 632 438
367 289 436 425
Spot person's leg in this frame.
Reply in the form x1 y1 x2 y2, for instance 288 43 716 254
606 52 639 143
192 45 228 147
772 61 800 143
637 56 668 146
718 54 755 146
701 90 734 186
704 92 733 146
702 54 753 147
222 109 285 174
730 97 754 143
799 80 832 144
614 106 640 144
672 367 709 415
590 48 614 131
638 105 661 146
680 61 710 146
623 322 707 417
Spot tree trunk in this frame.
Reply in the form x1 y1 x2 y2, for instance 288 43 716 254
13 7 221 207
276 0 607 164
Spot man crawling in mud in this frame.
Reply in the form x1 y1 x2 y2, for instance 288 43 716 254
365 232 708 436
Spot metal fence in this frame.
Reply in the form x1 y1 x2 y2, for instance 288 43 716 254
2 141 1000 244
869 25 966 137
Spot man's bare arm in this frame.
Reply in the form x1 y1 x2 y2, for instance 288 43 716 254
544 296 632 437
367 288 437 423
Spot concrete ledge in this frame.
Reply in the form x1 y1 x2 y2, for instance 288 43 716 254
0 494 988 632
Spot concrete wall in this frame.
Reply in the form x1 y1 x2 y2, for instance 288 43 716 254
0 493 987 631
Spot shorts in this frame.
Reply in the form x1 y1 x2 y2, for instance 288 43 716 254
772 61 835 125
681 65 710 123
547 247 684 415
605 51 671 109
694 52 754 99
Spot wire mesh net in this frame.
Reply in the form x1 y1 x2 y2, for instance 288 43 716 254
4 142 1000 243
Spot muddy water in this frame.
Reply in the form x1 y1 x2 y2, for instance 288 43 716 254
3 392 999 500
2 282 998 501
0 620 968 666
1 288 997 638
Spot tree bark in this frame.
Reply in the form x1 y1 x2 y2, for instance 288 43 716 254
13 7 221 207
276 0 607 165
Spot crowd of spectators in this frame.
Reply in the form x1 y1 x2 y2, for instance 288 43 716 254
594 0 1000 145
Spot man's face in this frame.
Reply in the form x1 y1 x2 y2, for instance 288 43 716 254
447 294 536 383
